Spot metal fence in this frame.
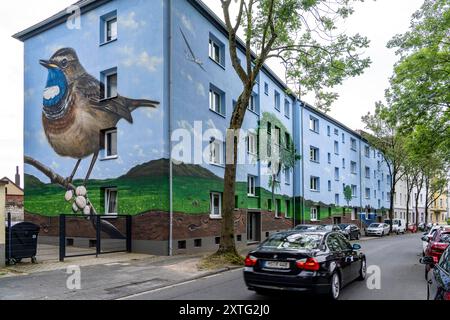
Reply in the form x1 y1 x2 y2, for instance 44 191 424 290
59 214 132 262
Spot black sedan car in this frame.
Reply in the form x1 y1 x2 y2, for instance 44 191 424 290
338 224 361 240
243 230 366 299
421 245 450 300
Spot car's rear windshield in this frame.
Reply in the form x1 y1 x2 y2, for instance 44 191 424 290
369 223 381 228
438 233 450 243
261 233 323 251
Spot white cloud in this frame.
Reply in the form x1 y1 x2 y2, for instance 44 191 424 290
118 46 163 72
133 144 145 157
120 12 144 29
51 161 60 170
38 129 47 146
178 12 194 34
196 83 206 97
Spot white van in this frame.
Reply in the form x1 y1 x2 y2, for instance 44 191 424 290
392 219 406 234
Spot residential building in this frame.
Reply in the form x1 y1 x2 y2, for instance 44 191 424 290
430 191 448 225
15 0 394 255
2 167 24 222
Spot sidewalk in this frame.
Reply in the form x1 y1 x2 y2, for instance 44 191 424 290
0 246 256 300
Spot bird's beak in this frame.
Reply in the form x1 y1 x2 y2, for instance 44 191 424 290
40 60 58 69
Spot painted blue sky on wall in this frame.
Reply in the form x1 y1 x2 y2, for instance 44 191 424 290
24 0 167 183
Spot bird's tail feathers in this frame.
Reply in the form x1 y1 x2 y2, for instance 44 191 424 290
127 98 159 109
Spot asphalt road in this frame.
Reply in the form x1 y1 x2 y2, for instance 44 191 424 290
123 233 427 300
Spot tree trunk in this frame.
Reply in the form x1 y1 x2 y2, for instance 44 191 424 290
389 171 396 231
424 178 430 225
406 177 410 227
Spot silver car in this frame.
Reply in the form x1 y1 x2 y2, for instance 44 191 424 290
366 223 390 237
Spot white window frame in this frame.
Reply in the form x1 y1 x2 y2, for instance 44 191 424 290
351 138 357 151
248 175 256 196
209 139 222 166
209 89 222 115
352 185 357 198
105 16 118 43
309 117 319 133
365 146 370 158
334 167 340 181
209 39 222 65
105 71 118 99
284 168 291 185
284 99 290 118
210 192 222 218
274 91 281 111
105 188 118 216
104 128 118 159
334 141 339 155
248 94 256 112
247 132 257 155
310 146 319 162
351 161 357 174
365 188 371 200
365 167 371 178
310 176 320 191
310 207 318 221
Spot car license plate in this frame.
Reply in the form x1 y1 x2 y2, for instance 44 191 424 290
264 261 290 269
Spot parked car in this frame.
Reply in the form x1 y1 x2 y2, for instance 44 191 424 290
392 219 406 234
294 224 325 231
243 230 366 300
423 228 450 269
337 224 361 240
422 225 449 256
420 246 450 300
418 223 426 232
365 223 390 237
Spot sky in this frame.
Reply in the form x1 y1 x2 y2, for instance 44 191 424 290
0 0 424 185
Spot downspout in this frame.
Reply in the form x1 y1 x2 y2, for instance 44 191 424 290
168 0 174 256
300 101 305 224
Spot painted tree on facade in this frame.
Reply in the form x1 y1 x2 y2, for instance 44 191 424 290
25 48 159 237
216 0 372 260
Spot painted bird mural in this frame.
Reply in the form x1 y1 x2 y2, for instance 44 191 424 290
40 47 159 185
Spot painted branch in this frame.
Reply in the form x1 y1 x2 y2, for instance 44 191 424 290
24 156 76 191
24 156 125 239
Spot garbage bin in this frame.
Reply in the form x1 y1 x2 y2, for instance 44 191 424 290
5 222 40 265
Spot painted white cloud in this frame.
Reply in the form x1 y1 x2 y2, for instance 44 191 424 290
118 46 163 72
196 83 206 97
120 12 145 29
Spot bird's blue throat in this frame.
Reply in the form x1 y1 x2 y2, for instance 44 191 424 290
43 68 69 120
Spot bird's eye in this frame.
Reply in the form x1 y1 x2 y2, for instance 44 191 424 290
61 59 68 68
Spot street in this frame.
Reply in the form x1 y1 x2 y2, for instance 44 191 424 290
121 233 427 300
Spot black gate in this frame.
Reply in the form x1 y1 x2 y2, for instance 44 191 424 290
59 214 132 262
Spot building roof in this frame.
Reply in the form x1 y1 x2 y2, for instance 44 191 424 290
13 0 364 139
0 177 24 193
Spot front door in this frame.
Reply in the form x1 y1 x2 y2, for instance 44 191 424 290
333 216 342 225
247 212 261 243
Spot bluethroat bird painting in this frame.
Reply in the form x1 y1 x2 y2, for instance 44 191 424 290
39 47 160 185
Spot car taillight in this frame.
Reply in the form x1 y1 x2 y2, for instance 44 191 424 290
296 258 320 271
443 291 450 300
244 255 258 267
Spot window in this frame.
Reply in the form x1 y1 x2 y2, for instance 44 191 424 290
310 146 319 162
378 180 381 191
275 199 281 218
284 168 291 185
264 82 269 95
101 68 118 99
351 161 357 174
335 194 340 206
364 146 370 157
310 176 320 191
334 141 339 155
327 153 331 164
387 192 391 202
334 128 339 136
342 133 345 143
310 117 319 133
386 175 391 187
365 167 370 178
247 133 257 155
284 99 290 118
209 139 222 165
209 35 224 66
334 167 340 181
285 132 291 150
103 128 118 158
105 188 118 215
209 85 225 116
210 192 222 218
274 91 281 111
328 180 332 192
351 185 357 198
248 175 256 196
327 126 331 136
274 126 281 145
285 200 291 218
374 190 377 199
100 11 117 44
309 207 319 221
310 207 318 221
365 188 371 199
342 158 346 169
374 170 377 179
377 161 381 171
351 138 357 151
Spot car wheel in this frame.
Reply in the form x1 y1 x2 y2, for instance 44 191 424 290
356 233 360 240
329 272 341 300
358 259 367 281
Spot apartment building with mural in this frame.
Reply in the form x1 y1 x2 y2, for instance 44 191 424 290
15 0 394 256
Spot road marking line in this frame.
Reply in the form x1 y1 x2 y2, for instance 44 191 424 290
116 268 244 300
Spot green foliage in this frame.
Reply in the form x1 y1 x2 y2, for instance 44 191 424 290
343 185 352 207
